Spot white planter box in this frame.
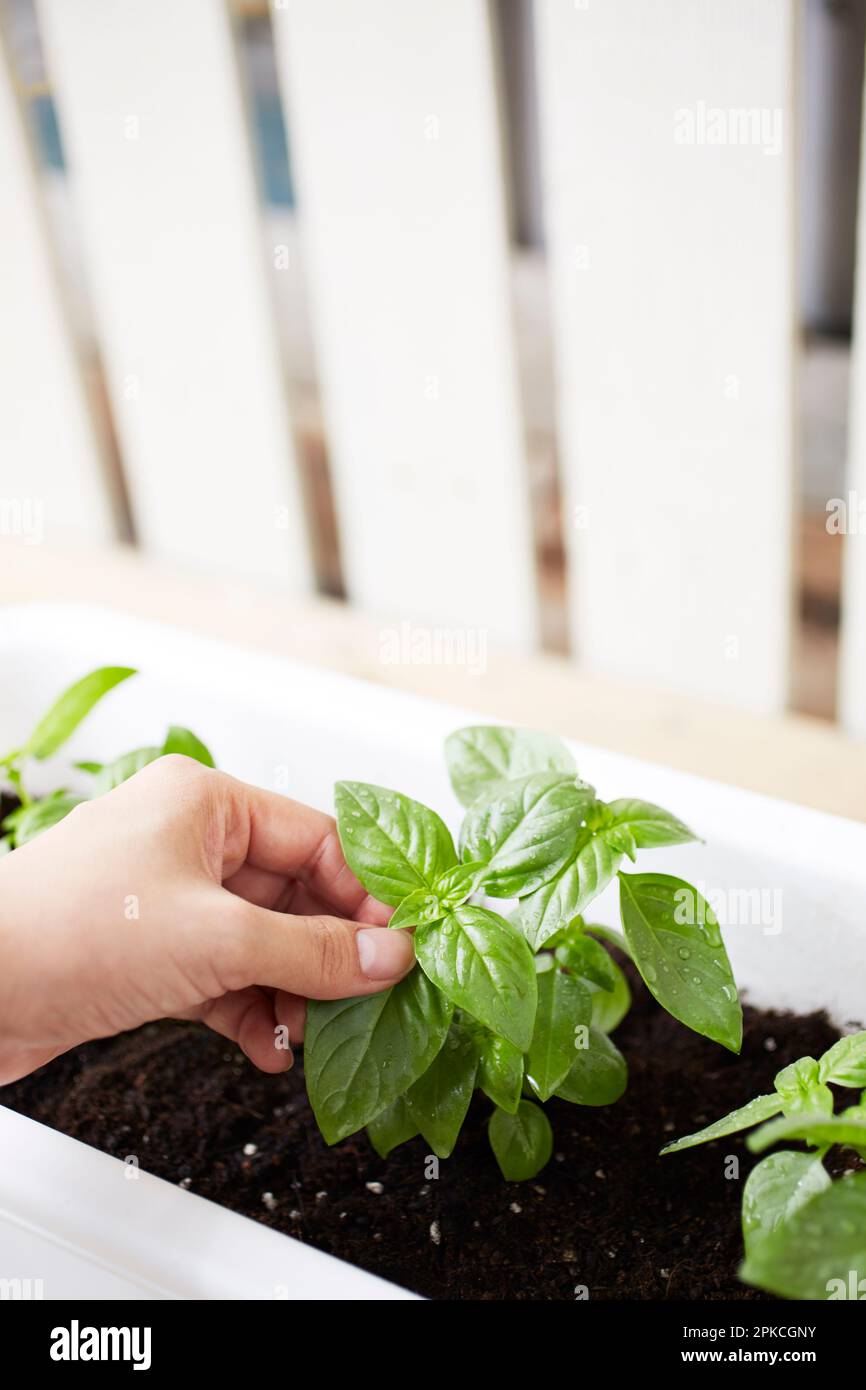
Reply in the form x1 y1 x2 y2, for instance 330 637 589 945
1 603 864 1300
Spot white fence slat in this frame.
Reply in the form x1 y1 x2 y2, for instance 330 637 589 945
537 0 795 712
272 0 537 647
36 0 312 587
839 68 866 738
0 31 114 546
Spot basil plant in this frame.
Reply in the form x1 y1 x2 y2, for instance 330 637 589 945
0 666 214 851
305 725 742 1180
664 1030 866 1299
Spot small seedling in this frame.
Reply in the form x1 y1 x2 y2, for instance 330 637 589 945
662 1029 866 1298
0 666 214 849
305 724 742 1179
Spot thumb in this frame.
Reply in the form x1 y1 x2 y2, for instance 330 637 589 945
224 897 415 999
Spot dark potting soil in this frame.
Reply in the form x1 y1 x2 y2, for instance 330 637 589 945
2 965 857 1301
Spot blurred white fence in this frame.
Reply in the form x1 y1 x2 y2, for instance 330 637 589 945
1 0 864 729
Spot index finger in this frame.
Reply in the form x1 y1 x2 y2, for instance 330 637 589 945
226 775 387 922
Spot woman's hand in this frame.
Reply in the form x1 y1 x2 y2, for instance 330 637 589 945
0 756 414 1085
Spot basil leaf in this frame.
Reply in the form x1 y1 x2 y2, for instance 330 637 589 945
24 667 137 760
554 1026 627 1106
586 959 632 1034
602 822 637 861
660 1094 783 1156
367 1096 418 1159
605 798 698 849
545 921 631 1028
518 804 638 949
519 840 621 948
415 904 537 1051
335 782 457 907
445 725 576 808
1 802 29 831
389 863 484 928
747 1112 866 1156
460 772 594 899
526 969 593 1101
11 792 84 846
488 1099 553 1181
477 1032 524 1114
388 890 445 930
435 861 484 905
584 922 633 961
304 967 453 1143
774 1055 819 1097
774 1056 833 1118
554 930 617 991
618 872 742 1053
91 729 216 796
162 725 215 767
92 746 163 795
818 1031 866 1089
740 1171 866 1300
742 1152 831 1260
405 1023 478 1158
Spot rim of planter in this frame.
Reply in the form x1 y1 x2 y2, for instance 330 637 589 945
1 602 864 1299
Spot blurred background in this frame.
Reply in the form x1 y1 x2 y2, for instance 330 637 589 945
3 0 866 798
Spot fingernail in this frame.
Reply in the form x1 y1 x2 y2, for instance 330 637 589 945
357 927 414 980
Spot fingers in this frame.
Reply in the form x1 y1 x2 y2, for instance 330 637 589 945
223 863 391 926
194 987 305 1073
219 775 391 924
224 897 415 1000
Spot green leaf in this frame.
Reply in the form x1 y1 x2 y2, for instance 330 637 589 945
773 1056 833 1118
488 1099 553 1181
740 1171 866 1300
0 801 29 831
434 861 484 904
605 798 698 849
660 1094 783 1156
586 960 632 1034
518 803 644 950
774 1055 819 1097
445 725 576 808
742 1151 831 1260
519 841 621 949
73 760 103 775
584 922 633 960
335 782 457 907
389 862 484 928
818 1031 866 1089
545 921 631 1028
747 1112 866 1156
415 905 537 1051
553 929 617 991
554 1026 628 1106
405 1023 478 1158
386 891 439 930
367 1097 418 1159
10 791 84 846
23 667 137 760
618 872 742 1053
0 836 12 858
91 746 163 795
526 968 593 1101
477 1032 524 1114
459 772 594 899
89 728 215 797
304 967 453 1144
162 725 215 767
